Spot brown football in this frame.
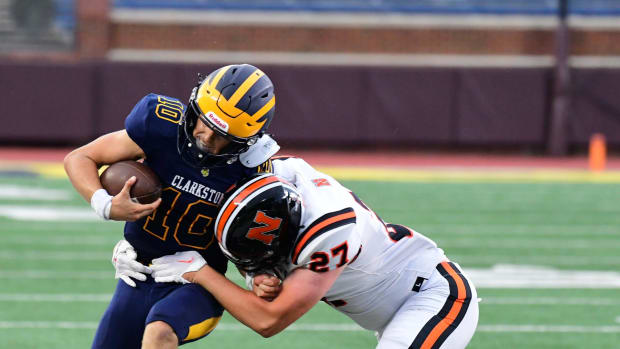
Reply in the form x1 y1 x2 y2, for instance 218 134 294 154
100 160 162 204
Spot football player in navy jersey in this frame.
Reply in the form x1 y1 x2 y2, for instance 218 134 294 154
64 64 280 348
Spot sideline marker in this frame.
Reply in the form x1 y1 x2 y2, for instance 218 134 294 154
589 133 606 172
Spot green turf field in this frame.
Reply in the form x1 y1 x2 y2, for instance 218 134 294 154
0 173 619 348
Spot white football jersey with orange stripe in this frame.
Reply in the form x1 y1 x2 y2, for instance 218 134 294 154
272 157 447 331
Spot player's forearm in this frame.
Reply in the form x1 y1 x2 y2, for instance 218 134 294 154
63 150 104 202
192 266 295 337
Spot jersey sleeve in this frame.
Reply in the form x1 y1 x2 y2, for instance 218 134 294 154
292 207 362 272
124 94 185 155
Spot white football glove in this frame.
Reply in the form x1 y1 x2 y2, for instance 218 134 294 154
111 239 152 288
151 251 206 284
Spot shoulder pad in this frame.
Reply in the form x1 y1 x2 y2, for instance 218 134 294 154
239 134 280 168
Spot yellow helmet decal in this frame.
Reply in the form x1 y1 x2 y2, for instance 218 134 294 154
206 66 230 89
228 70 264 106
252 96 275 121
195 66 273 139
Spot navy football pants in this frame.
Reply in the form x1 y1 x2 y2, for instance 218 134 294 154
92 276 223 348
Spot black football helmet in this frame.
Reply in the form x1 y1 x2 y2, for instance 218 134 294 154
214 174 302 279
177 64 276 168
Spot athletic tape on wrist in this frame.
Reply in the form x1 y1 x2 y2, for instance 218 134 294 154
91 188 113 220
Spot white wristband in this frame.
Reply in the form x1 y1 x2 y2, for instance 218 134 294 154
91 188 113 220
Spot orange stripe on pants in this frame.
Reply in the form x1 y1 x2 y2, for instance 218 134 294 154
420 262 468 349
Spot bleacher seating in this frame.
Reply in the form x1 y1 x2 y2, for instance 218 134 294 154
0 0 75 51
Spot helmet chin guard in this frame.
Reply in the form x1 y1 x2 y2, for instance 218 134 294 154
239 134 280 168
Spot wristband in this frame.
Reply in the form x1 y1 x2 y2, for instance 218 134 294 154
91 188 113 220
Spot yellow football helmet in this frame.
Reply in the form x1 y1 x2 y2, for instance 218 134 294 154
178 64 276 168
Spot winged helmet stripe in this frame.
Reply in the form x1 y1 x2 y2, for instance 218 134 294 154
228 69 264 107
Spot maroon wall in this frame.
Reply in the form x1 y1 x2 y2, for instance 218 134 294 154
0 62 96 143
456 68 550 145
1 61 617 150
570 69 620 145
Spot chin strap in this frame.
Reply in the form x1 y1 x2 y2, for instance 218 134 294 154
244 272 255 290
239 134 280 168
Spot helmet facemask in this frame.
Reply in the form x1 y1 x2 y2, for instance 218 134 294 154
177 97 258 169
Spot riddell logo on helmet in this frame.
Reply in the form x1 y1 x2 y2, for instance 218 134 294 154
206 111 229 132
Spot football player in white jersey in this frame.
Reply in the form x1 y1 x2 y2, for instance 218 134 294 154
146 156 479 348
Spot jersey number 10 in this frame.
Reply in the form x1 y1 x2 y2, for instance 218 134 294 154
143 187 216 249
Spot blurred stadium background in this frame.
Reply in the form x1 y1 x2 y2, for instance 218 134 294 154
1 0 619 348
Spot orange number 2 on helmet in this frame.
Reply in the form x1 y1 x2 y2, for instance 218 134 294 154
247 211 282 245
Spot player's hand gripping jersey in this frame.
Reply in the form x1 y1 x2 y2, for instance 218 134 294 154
272 157 447 331
124 94 267 272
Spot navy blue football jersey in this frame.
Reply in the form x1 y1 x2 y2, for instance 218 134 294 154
123 94 263 273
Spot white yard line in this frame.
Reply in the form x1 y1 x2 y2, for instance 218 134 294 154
0 221 122 232
416 224 620 237
3 236 117 246
9 239 612 249
1 294 618 307
415 222 620 233
465 265 620 288
3 235 619 249
415 223 620 230
2 265 619 288
0 251 109 260
0 321 99 329
0 270 111 279
0 185 70 200
481 297 620 306
0 294 112 302
0 206 98 221
476 325 620 333
453 255 620 267
439 239 620 249
0 321 619 333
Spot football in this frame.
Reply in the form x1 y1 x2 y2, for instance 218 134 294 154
100 160 162 204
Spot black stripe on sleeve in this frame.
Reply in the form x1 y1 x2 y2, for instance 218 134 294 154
292 207 356 264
